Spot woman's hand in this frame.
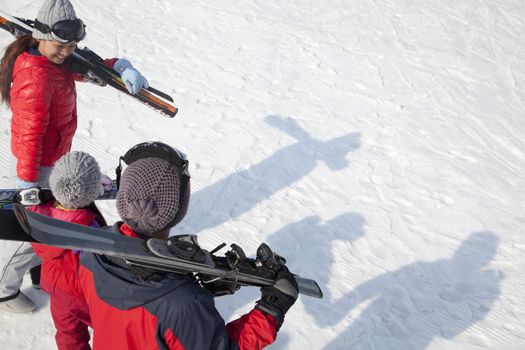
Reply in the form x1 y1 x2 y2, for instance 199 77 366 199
113 59 149 94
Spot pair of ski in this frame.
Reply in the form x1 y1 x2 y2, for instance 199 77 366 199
0 10 177 117
0 182 118 209
0 202 323 299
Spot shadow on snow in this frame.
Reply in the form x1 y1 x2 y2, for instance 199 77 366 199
182 115 361 235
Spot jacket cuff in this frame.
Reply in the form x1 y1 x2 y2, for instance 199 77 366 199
255 301 284 329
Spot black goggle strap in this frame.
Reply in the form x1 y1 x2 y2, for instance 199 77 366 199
33 19 52 34
115 142 190 191
115 156 124 191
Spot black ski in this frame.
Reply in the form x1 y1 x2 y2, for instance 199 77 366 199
0 180 118 209
10 205 323 298
0 11 178 117
0 208 37 242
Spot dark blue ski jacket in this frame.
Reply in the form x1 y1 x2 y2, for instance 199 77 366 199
79 223 278 350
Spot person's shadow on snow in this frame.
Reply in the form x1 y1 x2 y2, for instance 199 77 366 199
180 115 361 235
215 213 365 349
321 231 503 350
264 213 366 349
266 213 366 302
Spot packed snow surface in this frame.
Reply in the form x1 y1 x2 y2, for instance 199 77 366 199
0 0 524 349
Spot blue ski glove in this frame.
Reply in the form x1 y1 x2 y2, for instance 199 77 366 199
113 59 149 95
16 178 38 189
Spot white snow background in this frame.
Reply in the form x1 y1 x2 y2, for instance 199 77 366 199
0 0 524 349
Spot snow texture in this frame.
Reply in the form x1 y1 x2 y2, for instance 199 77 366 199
0 0 524 349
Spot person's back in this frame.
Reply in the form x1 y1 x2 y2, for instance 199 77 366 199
79 142 298 350
80 223 241 349
29 151 105 350
31 201 96 298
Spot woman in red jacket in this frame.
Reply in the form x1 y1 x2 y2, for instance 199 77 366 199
30 151 106 350
0 0 148 313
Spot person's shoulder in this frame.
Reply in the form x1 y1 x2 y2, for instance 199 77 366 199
13 52 53 79
14 51 50 69
27 201 55 215
71 207 99 225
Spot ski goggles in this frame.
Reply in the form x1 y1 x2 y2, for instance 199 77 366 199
34 18 86 43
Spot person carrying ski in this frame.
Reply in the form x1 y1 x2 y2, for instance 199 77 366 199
79 142 299 350
0 0 148 313
29 151 106 350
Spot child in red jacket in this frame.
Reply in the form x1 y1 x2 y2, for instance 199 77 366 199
30 151 106 350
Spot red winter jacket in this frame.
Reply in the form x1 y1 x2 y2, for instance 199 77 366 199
10 52 78 182
79 223 279 350
10 50 118 182
30 201 98 298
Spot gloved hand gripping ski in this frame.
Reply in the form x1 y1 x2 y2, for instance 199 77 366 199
113 59 149 95
254 244 299 328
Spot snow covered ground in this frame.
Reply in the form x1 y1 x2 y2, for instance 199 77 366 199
0 0 524 349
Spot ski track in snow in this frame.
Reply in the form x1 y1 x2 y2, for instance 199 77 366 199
0 0 524 349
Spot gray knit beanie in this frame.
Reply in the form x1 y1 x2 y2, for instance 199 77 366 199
117 157 190 236
33 0 78 40
49 151 103 209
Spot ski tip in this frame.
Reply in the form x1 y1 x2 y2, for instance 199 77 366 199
146 86 175 103
296 276 324 299
161 107 178 118
167 109 178 118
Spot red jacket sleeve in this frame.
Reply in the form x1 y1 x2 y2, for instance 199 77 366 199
103 58 118 68
160 291 278 350
11 67 52 182
226 308 278 350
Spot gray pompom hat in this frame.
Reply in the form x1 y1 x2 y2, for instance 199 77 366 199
116 157 190 236
49 151 103 209
32 0 82 41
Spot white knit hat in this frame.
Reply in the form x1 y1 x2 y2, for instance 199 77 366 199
32 0 78 41
49 152 103 209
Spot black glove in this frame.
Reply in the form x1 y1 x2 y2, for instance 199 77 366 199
256 245 299 328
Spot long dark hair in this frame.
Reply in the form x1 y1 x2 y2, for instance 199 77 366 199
0 35 38 106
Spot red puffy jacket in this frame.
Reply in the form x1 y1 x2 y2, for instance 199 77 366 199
10 51 118 182
30 201 97 298
10 52 78 182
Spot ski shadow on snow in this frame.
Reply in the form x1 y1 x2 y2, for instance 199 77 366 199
180 115 361 235
321 231 503 350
